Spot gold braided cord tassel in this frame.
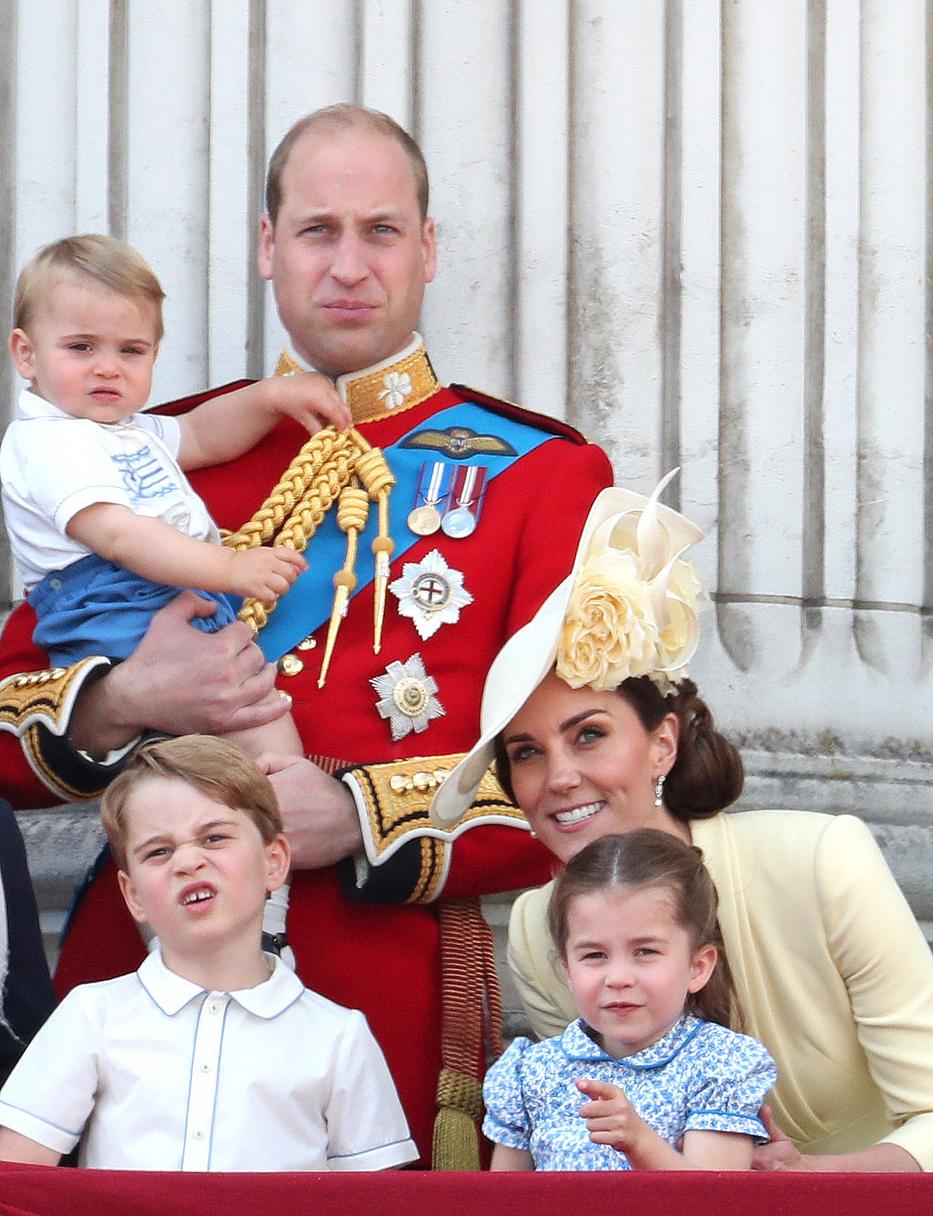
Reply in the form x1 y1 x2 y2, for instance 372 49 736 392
223 427 394 650
225 427 352 551
432 1067 484 1172
317 485 370 687
354 447 396 653
431 898 503 1170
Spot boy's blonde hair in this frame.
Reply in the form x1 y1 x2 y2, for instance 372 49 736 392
14 233 165 341
101 736 283 870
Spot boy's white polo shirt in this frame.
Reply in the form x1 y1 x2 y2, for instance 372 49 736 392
0 951 417 1171
0 388 216 590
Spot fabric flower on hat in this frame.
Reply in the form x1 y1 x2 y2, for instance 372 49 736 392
557 550 659 690
555 470 706 696
651 557 707 693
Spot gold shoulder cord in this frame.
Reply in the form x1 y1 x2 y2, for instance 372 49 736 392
222 425 395 684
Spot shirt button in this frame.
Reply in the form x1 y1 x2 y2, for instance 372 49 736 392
192 1129 204 1140
199 1062 211 1073
208 1002 219 1014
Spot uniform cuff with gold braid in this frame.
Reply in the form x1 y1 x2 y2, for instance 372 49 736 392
338 757 530 904
0 656 136 800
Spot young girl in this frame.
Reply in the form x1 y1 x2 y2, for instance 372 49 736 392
483 830 777 1171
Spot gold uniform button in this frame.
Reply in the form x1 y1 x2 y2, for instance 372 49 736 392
278 654 304 677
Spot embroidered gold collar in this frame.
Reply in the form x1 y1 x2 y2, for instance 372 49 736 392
274 337 441 426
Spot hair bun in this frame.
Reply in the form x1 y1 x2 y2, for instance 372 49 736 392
665 680 743 818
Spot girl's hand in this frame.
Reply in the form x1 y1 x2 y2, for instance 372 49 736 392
228 546 307 600
576 1077 648 1155
265 371 352 433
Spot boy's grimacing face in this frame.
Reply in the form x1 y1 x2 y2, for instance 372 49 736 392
116 777 289 958
8 279 159 423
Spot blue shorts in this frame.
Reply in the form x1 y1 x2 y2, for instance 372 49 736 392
29 554 241 666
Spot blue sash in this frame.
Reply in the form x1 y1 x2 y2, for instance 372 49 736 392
257 402 554 660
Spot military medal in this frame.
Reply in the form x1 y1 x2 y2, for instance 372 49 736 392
408 503 442 535
371 653 445 741
407 462 450 535
441 466 486 538
389 549 474 640
441 505 476 539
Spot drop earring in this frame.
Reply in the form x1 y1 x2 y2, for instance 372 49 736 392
654 774 666 807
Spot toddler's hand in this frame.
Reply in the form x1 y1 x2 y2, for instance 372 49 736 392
229 546 307 600
576 1077 647 1155
265 371 352 433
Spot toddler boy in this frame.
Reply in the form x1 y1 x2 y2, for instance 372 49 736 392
0 736 417 1171
1 233 352 757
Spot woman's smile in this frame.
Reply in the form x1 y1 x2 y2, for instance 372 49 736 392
503 673 684 862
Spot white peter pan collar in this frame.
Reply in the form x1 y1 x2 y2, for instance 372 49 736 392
137 950 305 1019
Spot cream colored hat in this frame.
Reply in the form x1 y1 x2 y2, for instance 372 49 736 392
429 471 706 827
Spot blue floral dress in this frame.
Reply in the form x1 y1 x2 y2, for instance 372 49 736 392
482 1015 776 1170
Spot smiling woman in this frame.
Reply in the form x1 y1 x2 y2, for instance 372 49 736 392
495 671 741 865
431 481 933 1173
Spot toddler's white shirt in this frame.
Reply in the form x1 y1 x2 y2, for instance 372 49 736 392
0 389 217 590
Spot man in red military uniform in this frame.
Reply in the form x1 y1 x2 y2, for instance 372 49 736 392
0 105 611 1165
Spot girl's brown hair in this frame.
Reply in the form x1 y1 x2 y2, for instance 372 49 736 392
547 829 740 1030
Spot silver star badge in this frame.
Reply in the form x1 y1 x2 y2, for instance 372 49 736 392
389 549 474 640
371 653 445 741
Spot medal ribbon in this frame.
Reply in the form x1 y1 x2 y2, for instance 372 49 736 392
257 402 557 660
448 465 485 511
422 462 450 506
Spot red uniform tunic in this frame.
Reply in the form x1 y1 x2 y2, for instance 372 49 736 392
0 343 613 1164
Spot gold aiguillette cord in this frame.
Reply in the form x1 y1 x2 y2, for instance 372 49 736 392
223 426 395 681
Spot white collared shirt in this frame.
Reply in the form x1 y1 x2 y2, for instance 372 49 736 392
0 388 217 590
0 951 416 1171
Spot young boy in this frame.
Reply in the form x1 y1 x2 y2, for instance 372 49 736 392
0 736 417 1171
1 233 352 757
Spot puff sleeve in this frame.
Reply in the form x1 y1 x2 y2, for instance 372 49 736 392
683 1027 776 1140
482 1037 535 1149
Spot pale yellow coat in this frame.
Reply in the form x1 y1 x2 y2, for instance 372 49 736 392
507 810 933 1167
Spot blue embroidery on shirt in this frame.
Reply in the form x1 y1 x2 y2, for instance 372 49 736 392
111 446 179 501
